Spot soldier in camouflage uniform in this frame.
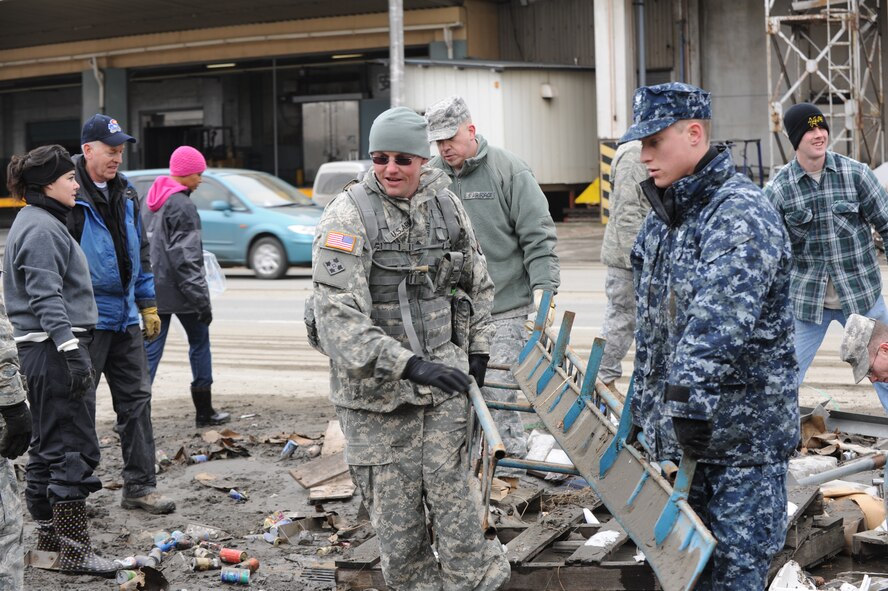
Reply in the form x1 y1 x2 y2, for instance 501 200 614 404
425 96 560 473
599 139 649 388
309 107 509 590
623 83 800 590
0 290 31 591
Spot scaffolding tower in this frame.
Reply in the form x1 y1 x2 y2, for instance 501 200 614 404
766 0 884 171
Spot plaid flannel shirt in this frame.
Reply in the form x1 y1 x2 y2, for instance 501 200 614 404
764 152 888 324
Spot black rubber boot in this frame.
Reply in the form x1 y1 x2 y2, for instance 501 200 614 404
191 386 231 427
52 500 117 577
35 518 61 552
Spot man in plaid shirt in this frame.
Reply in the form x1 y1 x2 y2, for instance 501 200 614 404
765 102 888 411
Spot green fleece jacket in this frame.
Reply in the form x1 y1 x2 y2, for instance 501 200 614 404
429 135 560 315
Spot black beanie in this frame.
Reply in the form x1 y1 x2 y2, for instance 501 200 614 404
783 103 829 150
21 149 75 188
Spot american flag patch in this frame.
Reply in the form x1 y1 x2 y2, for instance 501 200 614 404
324 231 357 253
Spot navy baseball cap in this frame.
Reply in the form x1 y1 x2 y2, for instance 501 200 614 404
619 83 711 144
81 114 136 146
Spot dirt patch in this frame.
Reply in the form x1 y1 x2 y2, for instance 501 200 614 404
20 393 359 591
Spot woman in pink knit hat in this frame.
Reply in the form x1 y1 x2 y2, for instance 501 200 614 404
141 146 230 427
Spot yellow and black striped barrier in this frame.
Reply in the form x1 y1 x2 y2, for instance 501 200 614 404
599 140 618 224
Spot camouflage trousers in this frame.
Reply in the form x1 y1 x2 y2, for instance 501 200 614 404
599 266 635 385
482 315 529 466
338 395 510 591
688 461 788 591
0 460 23 591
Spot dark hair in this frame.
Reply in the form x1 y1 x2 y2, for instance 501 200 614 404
6 144 75 199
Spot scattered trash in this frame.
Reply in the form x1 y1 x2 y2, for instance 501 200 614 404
235 557 260 573
220 567 250 584
228 488 249 502
769 560 817 590
191 557 222 572
189 454 209 464
582 507 599 524
219 547 247 564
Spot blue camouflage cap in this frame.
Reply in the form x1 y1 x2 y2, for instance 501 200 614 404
619 83 711 144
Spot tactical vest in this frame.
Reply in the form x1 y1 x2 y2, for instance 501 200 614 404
347 183 463 358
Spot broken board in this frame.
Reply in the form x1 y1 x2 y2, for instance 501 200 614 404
289 452 348 489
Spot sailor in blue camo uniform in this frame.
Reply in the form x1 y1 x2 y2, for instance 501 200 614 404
623 83 800 590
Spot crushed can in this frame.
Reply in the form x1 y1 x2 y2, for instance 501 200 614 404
220 567 250 584
171 530 194 549
279 439 298 459
116 570 139 584
199 540 224 553
193 547 215 559
191 557 223 571
154 536 176 552
228 488 248 502
219 547 247 564
235 557 260 573
190 454 209 464
114 556 138 569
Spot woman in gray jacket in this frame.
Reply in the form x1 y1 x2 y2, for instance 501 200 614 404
4 144 116 577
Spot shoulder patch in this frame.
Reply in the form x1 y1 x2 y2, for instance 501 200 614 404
322 230 359 253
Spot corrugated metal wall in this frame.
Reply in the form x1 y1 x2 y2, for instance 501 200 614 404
498 0 596 65
403 64 596 184
497 0 674 73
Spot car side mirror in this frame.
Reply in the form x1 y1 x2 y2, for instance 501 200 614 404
211 200 233 212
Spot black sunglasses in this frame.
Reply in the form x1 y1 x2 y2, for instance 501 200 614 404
371 154 416 166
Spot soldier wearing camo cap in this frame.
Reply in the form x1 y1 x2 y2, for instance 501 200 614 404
308 107 509 590
425 96 560 475
840 314 888 383
624 82 799 590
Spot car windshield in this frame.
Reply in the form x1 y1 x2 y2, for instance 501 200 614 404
220 172 314 207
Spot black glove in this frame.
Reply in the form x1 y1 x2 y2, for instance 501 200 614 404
198 309 213 326
403 356 471 394
0 401 32 459
468 354 489 389
672 417 713 457
62 348 95 399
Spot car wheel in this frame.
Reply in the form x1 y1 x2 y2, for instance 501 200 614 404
249 237 288 280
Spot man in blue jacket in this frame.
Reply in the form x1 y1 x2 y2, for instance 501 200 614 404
625 84 799 589
69 114 174 514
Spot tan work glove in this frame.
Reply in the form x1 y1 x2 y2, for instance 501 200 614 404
140 306 162 340
533 289 556 329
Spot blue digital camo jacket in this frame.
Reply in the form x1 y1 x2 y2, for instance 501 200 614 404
630 147 800 466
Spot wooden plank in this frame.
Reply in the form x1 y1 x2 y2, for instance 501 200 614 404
786 485 822 527
566 519 629 565
493 485 544 517
336 536 380 569
768 514 844 579
322 419 346 457
505 505 584 565
289 453 348 489
308 472 355 503
852 528 888 559
784 515 814 550
339 563 660 590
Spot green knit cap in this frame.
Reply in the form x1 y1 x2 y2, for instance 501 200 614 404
368 107 430 159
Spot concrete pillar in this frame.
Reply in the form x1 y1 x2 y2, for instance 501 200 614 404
81 67 129 134
593 0 636 140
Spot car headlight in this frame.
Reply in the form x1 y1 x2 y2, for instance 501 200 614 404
287 224 315 235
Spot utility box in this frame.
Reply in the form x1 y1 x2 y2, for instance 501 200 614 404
402 60 597 189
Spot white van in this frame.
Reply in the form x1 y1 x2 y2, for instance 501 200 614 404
312 160 373 207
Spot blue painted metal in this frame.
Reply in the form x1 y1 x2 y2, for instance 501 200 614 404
485 401 535 412
518 290 554 364
467 380 506 460
599 375 636 478
562 337 605 432
497 457 581 475
510 314 715 591
654 456 697 546
535 312 574 393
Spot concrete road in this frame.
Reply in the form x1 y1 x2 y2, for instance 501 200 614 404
97 222 888 422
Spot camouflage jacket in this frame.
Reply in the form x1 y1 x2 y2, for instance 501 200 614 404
600 140 650 270
630 147 800 465
311 167 495 412
0 290 26 409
